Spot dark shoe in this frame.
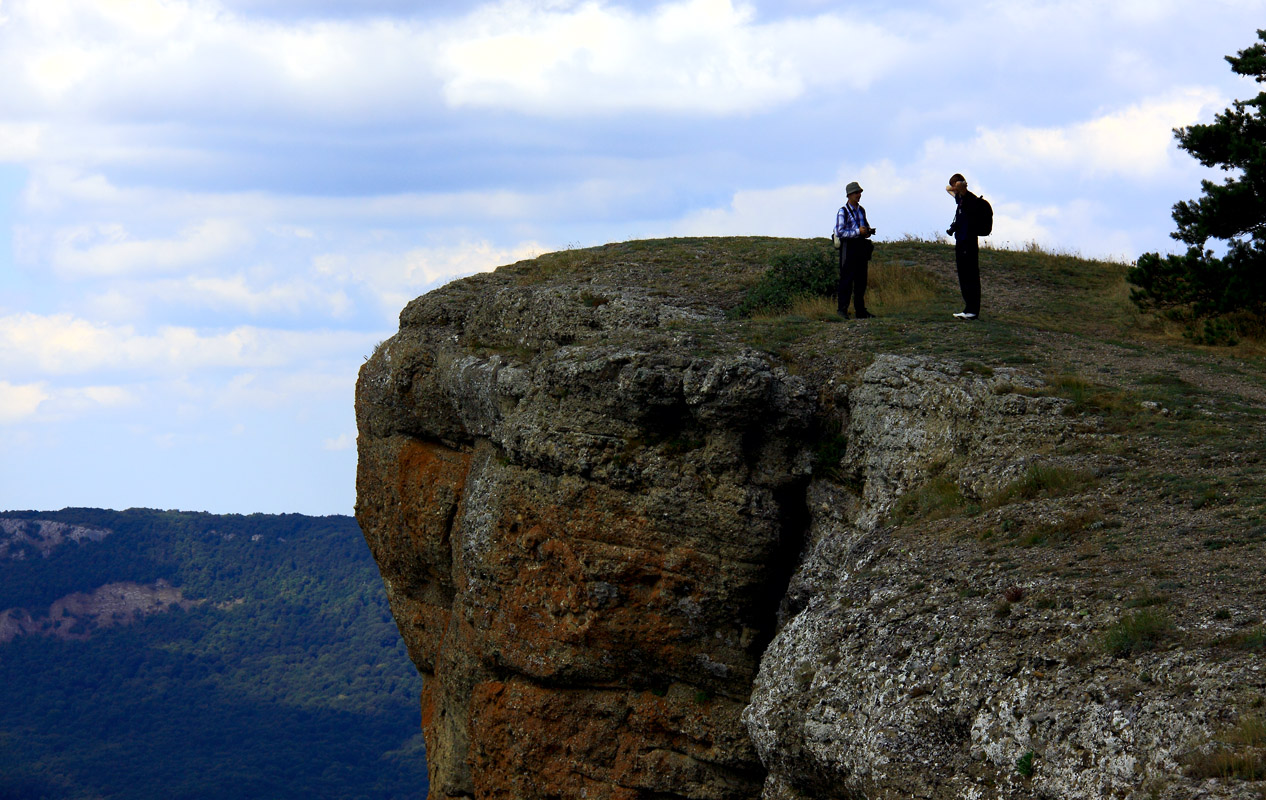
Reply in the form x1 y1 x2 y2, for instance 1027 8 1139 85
855 311 876 319
837 310 850 319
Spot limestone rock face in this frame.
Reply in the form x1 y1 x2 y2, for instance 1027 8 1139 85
357 249 1265 800
743 357 1264 800
838 354 1070 529
357 275 815 800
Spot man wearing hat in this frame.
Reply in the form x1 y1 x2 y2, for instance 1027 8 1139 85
833 181 876 319
946 173 980 320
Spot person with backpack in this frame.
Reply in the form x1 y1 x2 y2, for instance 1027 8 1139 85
945 173 991 320
833 181 876 319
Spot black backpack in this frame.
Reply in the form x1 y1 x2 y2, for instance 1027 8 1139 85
974 195 994 237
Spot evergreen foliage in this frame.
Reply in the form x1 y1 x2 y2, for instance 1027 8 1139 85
0 509 427 800
1128 29 1266 337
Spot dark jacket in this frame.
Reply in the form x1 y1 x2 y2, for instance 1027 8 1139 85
949 191 979 242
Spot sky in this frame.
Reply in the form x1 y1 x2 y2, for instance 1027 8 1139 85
0 0 1262 515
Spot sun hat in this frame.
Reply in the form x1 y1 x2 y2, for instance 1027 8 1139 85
845 181 863 195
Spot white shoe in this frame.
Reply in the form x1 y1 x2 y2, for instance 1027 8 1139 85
953 312 969 319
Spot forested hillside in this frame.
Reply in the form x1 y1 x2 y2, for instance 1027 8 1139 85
0 508 427 800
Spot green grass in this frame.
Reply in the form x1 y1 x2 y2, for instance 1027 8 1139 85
990 464 1095 507
1123 592 1171 609
1221 626 1266 652
1011 508 1104 547
890 476 967 524
1102 609 1174 656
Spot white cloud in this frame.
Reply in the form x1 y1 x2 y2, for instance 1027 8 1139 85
315 239 546 318
183 275 353 317
0 380 134 424
215 369 353 410
323 433 354 451
0 312 374 376
0 123 44 160
0 0 443 121
438 0 909 115
0 381 50 423
21 167 127 211
50 219 253 277
930 87 1227 180
92 0 192 38
674 87 1230 258
16 167 627 234
675 160 927 239
7 163 571 322
122 274 354 319
36 384 138 420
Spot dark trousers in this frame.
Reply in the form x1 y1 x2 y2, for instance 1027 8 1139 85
838 238 872 315
955 237 980 315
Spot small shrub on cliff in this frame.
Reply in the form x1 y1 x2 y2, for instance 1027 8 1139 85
1016 749 1036 777
812 420 848 481
735 247 941 319
1046 373 1138 417
1102 609 1174 656
890 476 966 524
730 241 837 317
1124 592 1171 609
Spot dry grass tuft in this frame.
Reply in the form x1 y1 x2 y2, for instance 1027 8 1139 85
1185 715 1266 781
867 260 940 312
776 259 940 319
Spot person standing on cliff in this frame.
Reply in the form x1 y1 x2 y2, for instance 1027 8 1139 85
945 173 981 320
833 181 876 319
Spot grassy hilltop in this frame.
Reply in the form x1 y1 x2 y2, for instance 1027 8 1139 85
505 234 1264 386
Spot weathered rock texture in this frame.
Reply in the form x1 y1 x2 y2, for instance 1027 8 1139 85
357 244 1266 800
357 270 817 800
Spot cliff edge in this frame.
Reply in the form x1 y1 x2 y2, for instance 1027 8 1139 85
356 238 1266 800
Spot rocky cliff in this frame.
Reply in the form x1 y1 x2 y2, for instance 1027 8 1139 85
356 238 1266 800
